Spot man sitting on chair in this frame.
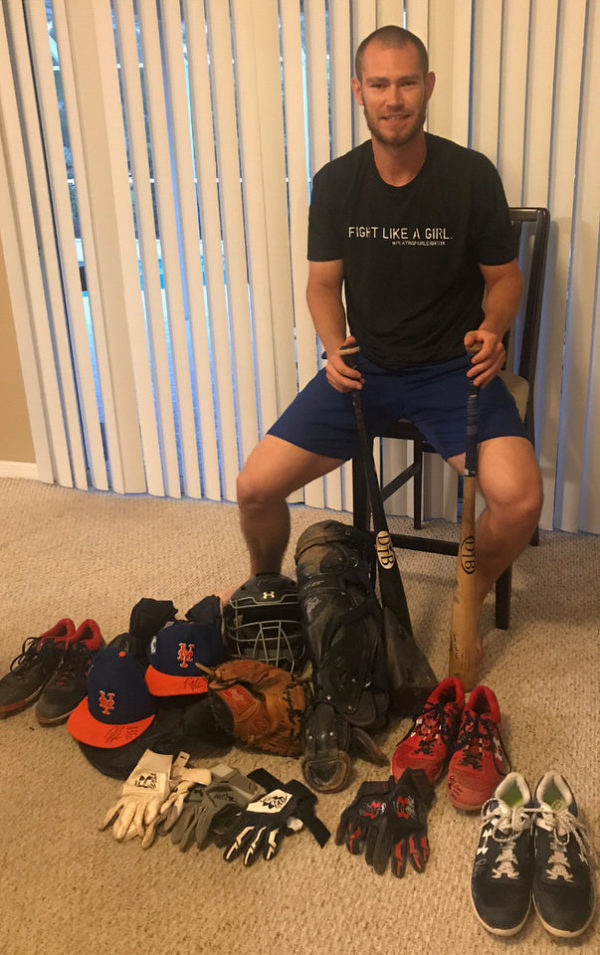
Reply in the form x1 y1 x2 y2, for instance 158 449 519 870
233 25 543 666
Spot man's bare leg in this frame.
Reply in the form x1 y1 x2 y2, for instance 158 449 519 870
473 437 542 599
236 434 344 577
447 435 542 655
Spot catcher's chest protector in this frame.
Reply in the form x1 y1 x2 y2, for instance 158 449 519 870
294 520 390 792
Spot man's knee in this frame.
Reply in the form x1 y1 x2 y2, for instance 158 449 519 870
237 435 343 513
479 438 543 529
506 477 542 531
236 462 277 513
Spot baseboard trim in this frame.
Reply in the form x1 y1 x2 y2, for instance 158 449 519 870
0 460 39 480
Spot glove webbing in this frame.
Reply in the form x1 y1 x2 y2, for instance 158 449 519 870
248 769 330 847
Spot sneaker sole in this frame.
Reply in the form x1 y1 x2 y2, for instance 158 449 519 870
533 895 596 938
0 685 45 717
471 893 531 936
449 794 486 811
448 777 497 811
35 707 75 727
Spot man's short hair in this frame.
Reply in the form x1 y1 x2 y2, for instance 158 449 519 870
354 25 429 79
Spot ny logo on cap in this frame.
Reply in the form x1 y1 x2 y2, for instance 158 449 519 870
177 643 194 668
99 690 116 715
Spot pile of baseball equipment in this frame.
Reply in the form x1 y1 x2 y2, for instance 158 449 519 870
0 518 595 939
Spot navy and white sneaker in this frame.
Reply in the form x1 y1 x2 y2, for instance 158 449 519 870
470 772 535 935
532 772 596 938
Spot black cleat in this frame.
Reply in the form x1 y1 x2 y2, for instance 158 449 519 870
0 619 76 717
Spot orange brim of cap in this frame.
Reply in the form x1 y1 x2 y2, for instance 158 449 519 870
67 697 155 748
144 666 208 697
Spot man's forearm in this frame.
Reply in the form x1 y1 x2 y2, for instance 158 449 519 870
306 283 348 355
479 263 523 341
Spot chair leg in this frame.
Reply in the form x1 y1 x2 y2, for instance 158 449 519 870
495 566 512 630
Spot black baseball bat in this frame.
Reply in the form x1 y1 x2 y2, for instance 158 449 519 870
339 343 438 710
448 371 480 689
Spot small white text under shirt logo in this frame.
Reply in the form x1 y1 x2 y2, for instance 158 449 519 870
347 224 453 246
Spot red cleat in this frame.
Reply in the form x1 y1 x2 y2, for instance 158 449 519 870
447 685 510 811
391 677 465 785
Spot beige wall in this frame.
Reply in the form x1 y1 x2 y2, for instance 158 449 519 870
0 236 35 463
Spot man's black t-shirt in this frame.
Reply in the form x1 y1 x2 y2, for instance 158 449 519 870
307 134 516 368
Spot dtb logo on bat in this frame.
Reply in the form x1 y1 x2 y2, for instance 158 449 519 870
459 536 476 574
376 531 396 569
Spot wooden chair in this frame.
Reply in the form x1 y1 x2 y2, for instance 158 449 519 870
351 207 551 630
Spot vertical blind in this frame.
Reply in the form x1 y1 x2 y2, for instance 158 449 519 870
0 0 599 533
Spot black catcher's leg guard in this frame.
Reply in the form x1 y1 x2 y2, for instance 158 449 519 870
295 520 393 793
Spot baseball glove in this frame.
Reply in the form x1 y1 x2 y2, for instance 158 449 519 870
198 658 309 757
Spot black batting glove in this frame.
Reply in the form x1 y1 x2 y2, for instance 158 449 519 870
336 769 435 877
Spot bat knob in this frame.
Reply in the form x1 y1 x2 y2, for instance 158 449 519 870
339 343 360 369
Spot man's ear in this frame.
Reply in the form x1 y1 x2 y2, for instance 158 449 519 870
351 75 364 105
425 71 436 102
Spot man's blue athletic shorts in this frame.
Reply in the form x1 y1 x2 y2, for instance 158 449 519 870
267 353 528 461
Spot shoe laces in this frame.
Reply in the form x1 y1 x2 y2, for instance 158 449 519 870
480 798 536 841
537 803 597 871
454 712 510 772
411 700 459 755
9 637 61 677
50 641 94 686
477 800 536 878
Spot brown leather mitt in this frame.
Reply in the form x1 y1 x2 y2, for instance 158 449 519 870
197 658 310 757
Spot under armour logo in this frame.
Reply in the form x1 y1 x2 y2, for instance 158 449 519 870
492 735 506 767
98 690 115 715
364 799 384 820
262 591 275 599
177 643 194 668
395 794 416 820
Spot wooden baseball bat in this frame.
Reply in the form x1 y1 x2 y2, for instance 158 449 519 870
448 371 480 690
339 343 438 709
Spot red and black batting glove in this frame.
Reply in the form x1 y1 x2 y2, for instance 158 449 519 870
371 769 435 877
336 770 435 877
335 778 392 861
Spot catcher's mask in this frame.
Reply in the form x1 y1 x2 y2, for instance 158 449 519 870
223 573 306 673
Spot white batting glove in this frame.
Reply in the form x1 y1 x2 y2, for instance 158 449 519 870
100 750 173 842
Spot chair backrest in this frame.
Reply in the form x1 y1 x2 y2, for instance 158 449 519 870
504 207 551 428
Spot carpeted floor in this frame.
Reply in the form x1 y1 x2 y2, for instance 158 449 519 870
0 477 598 954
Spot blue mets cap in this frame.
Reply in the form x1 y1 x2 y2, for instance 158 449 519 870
144 620 226 697
67 643 156 747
